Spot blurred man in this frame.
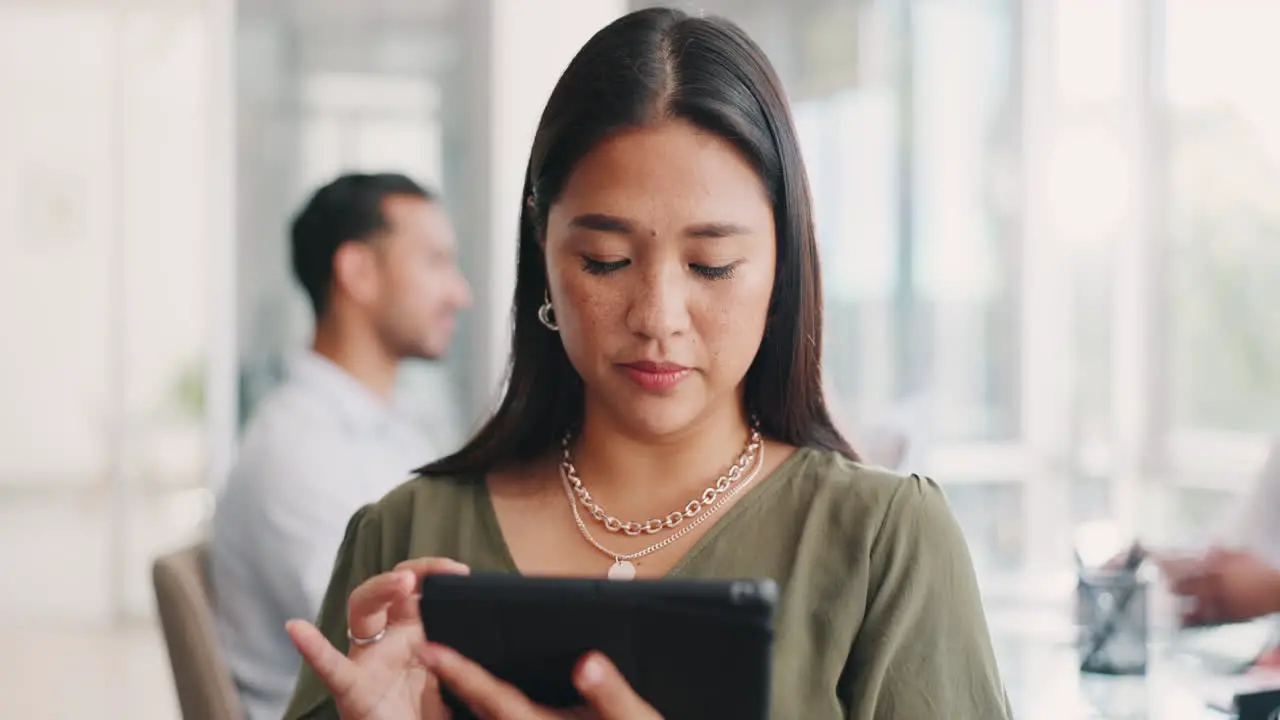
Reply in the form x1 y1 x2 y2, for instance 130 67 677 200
210 173 471 720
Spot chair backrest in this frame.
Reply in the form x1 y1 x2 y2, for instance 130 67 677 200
152 542 243 720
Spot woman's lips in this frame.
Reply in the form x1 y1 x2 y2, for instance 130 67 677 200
618 361 692 392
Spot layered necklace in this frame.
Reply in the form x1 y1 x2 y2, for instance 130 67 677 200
559 426 765 580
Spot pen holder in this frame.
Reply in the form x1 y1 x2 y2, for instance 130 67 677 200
1077 569 1149 675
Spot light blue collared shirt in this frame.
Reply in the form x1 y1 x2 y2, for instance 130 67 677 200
210 352 435 720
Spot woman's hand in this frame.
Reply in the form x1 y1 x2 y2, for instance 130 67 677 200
287 556 661 720
286 557 470 720
423 643 662 720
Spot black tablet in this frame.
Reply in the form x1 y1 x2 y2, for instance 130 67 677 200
419 573 778 720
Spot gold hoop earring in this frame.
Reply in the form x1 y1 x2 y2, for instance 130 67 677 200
537 290 559 331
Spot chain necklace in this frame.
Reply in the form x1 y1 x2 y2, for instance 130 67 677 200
559 438 766 580
560 426 762 537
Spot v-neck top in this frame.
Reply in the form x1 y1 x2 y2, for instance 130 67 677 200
284 448 1012 719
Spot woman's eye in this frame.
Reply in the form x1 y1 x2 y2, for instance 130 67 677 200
581 257 629 275
691 262 739 280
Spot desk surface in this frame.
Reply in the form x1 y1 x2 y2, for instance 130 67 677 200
993 627 1234 719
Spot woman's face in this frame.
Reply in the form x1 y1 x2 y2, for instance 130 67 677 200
543 119 777 439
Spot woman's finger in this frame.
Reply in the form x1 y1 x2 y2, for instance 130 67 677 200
390 558 471 624
286 619 358 698
416 669 452 720
424 643 545 720
393 557 471 577
348 570 416 641
573 652 661 720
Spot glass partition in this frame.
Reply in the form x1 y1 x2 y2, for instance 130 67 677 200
235 0 475 451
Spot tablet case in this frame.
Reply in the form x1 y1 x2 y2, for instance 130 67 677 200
419 574 777 720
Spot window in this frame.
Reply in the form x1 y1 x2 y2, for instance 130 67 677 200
641 0 1031 582
631 0 1280 597
1155 0 1280 542
1165 2 1280 438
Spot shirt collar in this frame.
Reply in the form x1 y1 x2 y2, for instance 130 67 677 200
287 351 412 438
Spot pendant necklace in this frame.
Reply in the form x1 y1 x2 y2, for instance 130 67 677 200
558 434 765 580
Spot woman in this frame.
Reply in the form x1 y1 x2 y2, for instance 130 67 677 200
284 8 1010 719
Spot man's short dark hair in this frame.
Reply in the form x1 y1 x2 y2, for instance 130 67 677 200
290 172 435 317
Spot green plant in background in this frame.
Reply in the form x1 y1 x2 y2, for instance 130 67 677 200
169 356 206 420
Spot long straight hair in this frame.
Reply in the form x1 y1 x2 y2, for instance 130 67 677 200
421 8 856 477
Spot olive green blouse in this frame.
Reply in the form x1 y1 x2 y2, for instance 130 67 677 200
284 448 1011 719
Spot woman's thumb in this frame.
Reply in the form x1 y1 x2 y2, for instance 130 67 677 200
573 652 661 720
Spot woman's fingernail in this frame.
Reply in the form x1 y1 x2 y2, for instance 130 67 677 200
578 654 605 688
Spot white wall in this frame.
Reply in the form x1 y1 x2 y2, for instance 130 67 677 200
0 4 210 491
0 1 215 623
0 6 117 485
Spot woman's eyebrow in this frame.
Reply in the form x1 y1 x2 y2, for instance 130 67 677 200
568 213 635 234
684 221 753 239
569 213 753 239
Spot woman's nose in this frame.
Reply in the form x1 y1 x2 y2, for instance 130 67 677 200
624 265 692 340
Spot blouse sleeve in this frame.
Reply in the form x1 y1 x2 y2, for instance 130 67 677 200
283 504 384 720
841 475 1013 719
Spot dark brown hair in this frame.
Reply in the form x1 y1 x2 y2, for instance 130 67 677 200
289 173 434 317
421 7 855 476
